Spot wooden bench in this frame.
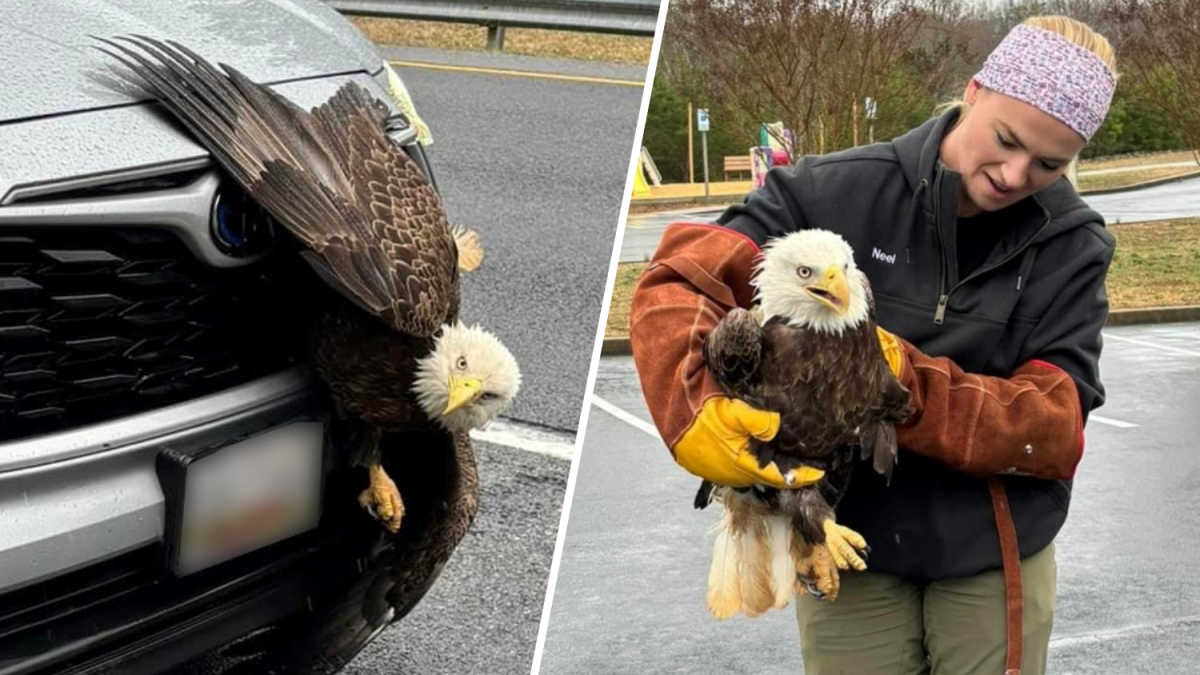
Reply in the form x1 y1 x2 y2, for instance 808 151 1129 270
723 155 752 180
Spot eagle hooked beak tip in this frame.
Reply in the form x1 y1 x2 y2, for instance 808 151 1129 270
805 265 851 315
444 376 483 415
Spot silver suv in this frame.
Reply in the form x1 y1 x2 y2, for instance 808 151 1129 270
0 3 462 673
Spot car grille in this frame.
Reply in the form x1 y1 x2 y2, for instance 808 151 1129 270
0 228 307 442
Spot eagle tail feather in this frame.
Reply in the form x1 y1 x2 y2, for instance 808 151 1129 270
707 502 742 620
451 225 486 272
739 516 773 617
868 422 898 484
767 514 795 609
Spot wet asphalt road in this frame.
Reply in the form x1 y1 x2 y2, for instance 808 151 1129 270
540 322 1200 674
621 176 1200 263
385 47 646 434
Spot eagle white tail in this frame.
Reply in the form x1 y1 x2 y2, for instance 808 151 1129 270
452 224 486 272
707 489 798 619
767 514 795 609
707 505 742 619
738 515 775 617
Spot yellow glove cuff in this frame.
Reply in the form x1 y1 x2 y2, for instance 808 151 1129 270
876 326 905 379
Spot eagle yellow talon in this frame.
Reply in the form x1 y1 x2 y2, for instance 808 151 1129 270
796 544 841 602
822 520 869 572
359 464 405 533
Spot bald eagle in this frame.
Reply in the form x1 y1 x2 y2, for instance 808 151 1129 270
97 36 520 534
700 229 910 616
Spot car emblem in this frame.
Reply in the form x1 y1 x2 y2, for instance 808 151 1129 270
210 183 275 257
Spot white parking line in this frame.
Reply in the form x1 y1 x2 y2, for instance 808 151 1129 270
1152 329 1200 342
1089 415 1138 429
591 395 662 440
471 419 577 460
1050 614 1200 649
1104 332 1200 358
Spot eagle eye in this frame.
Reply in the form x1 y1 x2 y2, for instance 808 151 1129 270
797 266 813 279
456 356 468 370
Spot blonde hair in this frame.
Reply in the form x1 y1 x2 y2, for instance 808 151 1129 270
934 16 1118 185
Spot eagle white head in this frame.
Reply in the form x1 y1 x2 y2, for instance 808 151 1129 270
413 323 521 433
753 229 871 335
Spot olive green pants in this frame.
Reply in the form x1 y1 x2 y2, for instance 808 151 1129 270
795 544 1056 675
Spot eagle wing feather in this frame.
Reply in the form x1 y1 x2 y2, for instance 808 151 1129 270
704 307 764 397
95 35 457 337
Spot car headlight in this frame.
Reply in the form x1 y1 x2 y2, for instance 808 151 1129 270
381 61 433 146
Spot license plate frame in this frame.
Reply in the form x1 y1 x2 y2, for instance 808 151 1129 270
157 418 327 577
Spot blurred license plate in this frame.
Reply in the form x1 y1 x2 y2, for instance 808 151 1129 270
158 421 325 576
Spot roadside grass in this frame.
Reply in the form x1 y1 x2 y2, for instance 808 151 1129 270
1108 218 1200 310
350 17 653 65
1078 167 1200 192
606 218 1200 337
1080 150 1198 172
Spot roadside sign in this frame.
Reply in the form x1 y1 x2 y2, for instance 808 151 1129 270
697 108 710 132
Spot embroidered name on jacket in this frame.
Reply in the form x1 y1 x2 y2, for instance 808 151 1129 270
872 247 897 264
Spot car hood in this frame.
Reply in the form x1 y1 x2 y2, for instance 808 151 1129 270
0 0 381 124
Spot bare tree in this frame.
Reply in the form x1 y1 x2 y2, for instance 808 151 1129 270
1109 0 1200 161
673 0 973 158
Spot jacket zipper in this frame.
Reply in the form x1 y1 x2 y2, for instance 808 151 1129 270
934 212 1053 324
929 169 1053 325
930 173 951 324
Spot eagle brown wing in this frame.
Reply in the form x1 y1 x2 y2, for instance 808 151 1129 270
703 307 764 397
95 35 458 337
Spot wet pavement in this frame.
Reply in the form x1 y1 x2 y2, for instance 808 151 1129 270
621 177 1200 263
540 322 1200 674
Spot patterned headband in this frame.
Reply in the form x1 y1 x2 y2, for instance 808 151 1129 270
974 23 1116 141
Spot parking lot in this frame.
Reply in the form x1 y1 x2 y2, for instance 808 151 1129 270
540 322 1200 675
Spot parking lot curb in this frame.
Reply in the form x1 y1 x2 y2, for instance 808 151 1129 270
1079 170 1200 197
602 306 1200 357
1105 305 1200 326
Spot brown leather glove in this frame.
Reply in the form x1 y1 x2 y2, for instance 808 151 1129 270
631 224 761 450
892 334 1084 480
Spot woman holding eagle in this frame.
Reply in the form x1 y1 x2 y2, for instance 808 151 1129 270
631 15 1117 675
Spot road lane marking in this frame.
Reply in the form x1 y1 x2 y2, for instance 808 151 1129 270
1090 415 1138 428
1050 614 1200 649
590 394 662 440
389 60 645 87
1104 332 1200 358
471 418 576 460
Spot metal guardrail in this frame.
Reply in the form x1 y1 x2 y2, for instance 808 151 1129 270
327 0 659 50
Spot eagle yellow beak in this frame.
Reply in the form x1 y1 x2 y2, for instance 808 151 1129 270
444 376 483 415
805 264 851 315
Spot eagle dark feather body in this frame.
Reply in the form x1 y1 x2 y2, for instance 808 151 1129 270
704 310 911 545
